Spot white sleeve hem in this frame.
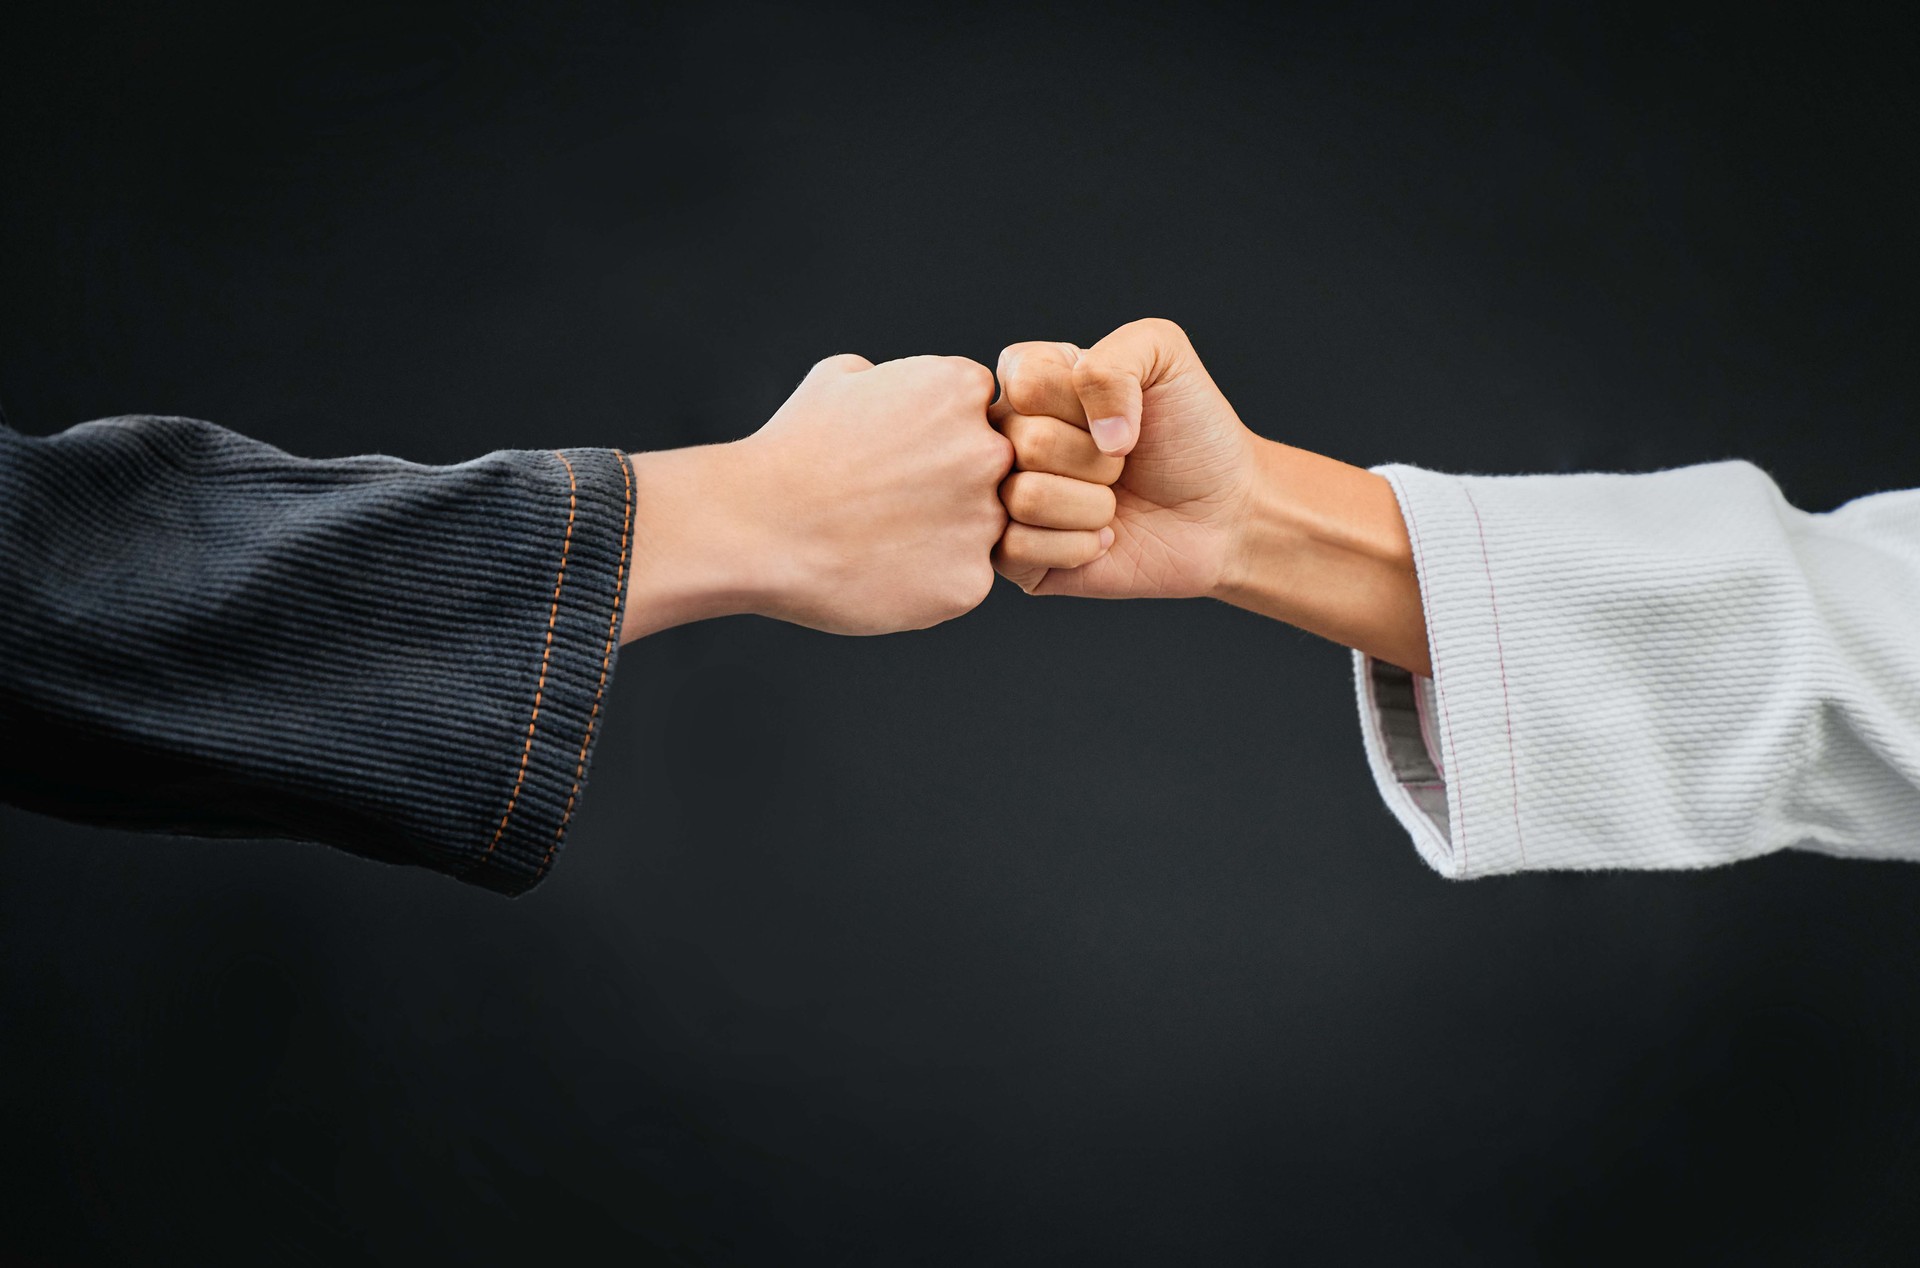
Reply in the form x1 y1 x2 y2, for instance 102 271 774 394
1350 458 1920 878
1353 649 1463 877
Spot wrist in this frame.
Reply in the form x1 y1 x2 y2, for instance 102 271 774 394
619 442 787 642
1212 437 1432 675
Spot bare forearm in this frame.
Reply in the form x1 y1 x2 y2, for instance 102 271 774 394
620 444 773 643
1213 439 1432 676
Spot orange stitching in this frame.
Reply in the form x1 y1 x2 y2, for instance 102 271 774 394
536 449 632 881
474 451 578 873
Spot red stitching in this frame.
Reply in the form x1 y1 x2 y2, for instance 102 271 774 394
476 451 578 872
536 449 633 882
1394 474 1467 872
1462 486 1525 866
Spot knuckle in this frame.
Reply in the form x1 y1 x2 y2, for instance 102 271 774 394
996 342 1042 381
1000 471 1039 520
1002 368 1038 414
979 479 1011 524
1070 357 1110 393
814 352 867 375
1138 316 1188 346
987 499 1010 537
959 564 996 611
995 346 1021 394
1090 483 1118 521
952 357 995 398
1005 364 1061 415
983 430 1016 477
1007 417 1052 469
1002 383 1032 416
936 587 973 623
994 548 1033 584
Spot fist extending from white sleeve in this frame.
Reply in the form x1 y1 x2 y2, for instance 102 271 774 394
990 318 1263 600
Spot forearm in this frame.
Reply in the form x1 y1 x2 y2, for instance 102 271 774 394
1213 438 1432 676
621 444 773 642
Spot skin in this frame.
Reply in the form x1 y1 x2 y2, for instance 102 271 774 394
989 318 1434 676
618 353 1012 641
604 324 1426 676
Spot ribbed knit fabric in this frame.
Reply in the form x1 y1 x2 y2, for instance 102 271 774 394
1353 459 1920 878
0 415 635 896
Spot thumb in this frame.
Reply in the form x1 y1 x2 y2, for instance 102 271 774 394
1070 317 1192 457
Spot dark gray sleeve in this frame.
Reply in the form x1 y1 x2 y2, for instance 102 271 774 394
0 414 636 896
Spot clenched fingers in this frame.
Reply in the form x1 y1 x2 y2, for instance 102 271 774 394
994 342 1086 425
995 413 1126 485
994 522 1114 576
999 470 1116 531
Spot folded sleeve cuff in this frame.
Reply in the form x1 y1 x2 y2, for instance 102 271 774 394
1348 459 1858 880
456 447 635 895
1352 465 1529 878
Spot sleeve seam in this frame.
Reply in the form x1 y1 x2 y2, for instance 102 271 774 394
534 448 633 883
467 449 579 878
1462 484 1527 867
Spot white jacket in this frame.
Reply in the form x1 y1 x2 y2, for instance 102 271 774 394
1354 460 1920 877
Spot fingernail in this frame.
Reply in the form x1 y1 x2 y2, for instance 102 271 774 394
1097 526 1115 552
1089 416 1129 454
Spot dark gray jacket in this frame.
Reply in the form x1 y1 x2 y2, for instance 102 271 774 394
0 414 634 895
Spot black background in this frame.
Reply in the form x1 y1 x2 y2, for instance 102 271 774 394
3 2 1918 1263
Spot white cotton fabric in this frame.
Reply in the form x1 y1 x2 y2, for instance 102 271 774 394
1352 460 1920 878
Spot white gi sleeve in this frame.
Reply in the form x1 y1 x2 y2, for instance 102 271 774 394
1353 460 1920 877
